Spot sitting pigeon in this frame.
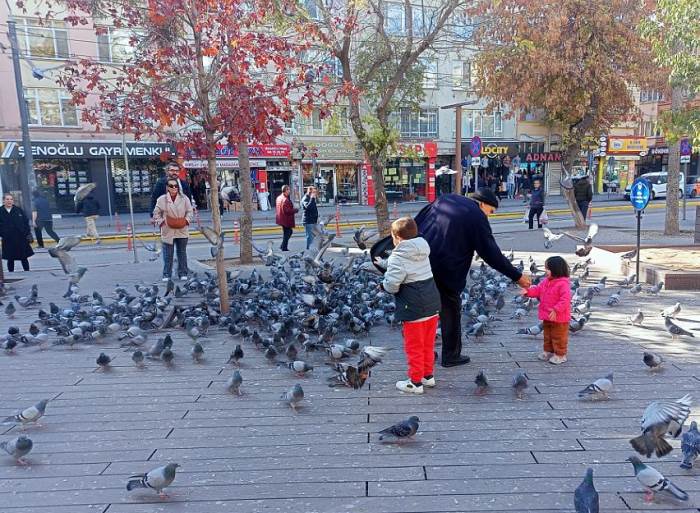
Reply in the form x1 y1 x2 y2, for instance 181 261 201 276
606 290 622 306
286 360 313 377
664 316 694 339
2 399 49 427
630 394 692 458
629 283 643 295
512 370 528 400
516 322 543 336
578 373 613 400
474 369 489 395
126 463 180 498
629 309 644 326
680 421 700 469
0 435 33 464
574 468 599 513
378 416 420 441
643 351 663 371
646 281 664 295
627 456 688 502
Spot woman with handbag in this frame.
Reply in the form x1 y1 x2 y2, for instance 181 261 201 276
152 179 193 282
0 193 34 272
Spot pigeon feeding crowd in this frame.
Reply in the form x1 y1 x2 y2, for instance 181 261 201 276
0 219 699 511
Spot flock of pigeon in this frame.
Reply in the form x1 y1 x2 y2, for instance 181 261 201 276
0 219 698 510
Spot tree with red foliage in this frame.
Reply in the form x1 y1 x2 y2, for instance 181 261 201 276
31 0 327 313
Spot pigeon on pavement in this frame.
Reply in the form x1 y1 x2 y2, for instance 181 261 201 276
0 435 33 464
627 456 688 502
226 370 243 396
378 416 420 441
126 463 180 498
96 352 111 371
227 344 244 366
661 302 681 318
281 384 304 412
643 351 663 371
646 281 664 295
630 310 644 326
474 369 490 395
512 370 528 400
664 316 694 339
630 395 692 458
680 421 700 469
578 373 613 400
574 467 599 513
2 399 49 427
132 350 145 368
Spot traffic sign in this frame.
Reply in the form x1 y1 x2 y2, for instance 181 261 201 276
469 136 482 157
629 178 651 211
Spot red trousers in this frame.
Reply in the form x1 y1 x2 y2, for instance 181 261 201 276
402 315 439 383
543 321 568 356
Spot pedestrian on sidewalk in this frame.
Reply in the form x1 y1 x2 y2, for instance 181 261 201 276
506 169 516 199
301 186 319 250
275 185 297 252
0 193 34 272
381 217 441 395
152 179 193 281
151 162 193 213
76 192 101 244
527 178 545 230
415 188 530 368
523 256 571 365
31 189 60 248
574 175 593 221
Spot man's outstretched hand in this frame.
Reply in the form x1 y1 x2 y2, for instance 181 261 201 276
517 274 532 289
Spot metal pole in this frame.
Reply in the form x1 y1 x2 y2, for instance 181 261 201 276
121 132 138 262
682 162 687 221
635 209 641 284
455 106 462 194
7 18 36 213
103 155 113 225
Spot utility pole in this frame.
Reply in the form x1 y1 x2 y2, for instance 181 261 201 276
7 17 36 214
442 100 478 196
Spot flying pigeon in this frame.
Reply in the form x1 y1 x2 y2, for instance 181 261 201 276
643 351 663 371
474 369 490 395
542 227 564 249
661 302 681 318
627 456 688 502
574 468 599 513
126 463 180 498
664 316 694 339
0 435 33 465
630 309 644 326
512 370 528 400
378 416 420 441
2 399 49 427
680 421 700 469
281 384 304 412
630 395 692 458
578 373 613 400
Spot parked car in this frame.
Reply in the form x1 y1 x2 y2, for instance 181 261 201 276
623 172 685 200
686 177 700 198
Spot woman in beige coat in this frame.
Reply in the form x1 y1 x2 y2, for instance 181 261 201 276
152 179 194 281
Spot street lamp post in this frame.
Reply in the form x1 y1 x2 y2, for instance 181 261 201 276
441 100 478 196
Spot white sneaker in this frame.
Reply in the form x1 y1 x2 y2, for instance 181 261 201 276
537 352 553 361
396 380 424 395
549 354 567 365
162 277 170 282
421 376 436 387
179 275 188 281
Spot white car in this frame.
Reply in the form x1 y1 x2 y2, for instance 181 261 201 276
624 172 684 200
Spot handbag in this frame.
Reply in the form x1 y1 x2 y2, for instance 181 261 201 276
165 201 188 229
540 209 549 225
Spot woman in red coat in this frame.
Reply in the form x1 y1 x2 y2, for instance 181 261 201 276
275 185 297 251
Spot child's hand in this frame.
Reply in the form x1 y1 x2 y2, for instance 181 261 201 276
547 310 557 321
520 288 529 295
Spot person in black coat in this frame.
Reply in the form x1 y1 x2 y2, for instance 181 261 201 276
31 189 60 248
0 193 34 272
76 193 101 244
150 162 193 213
300 186 319 250
415 188 531 367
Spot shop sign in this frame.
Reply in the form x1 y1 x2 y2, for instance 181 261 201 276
650 147 669 155
183 159 266 169
482 143 512 158
607 137 648 154
393 142 438 158
680 138 692 164
4 140 172 159
523 151 562 162
292 139 363 160
213 144 290 159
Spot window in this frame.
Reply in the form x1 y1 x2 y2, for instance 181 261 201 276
494 111 503 133
25 88 78 127
303 0 320 20
421 58 438 89
97 27 136 63
412 6 436 37
398 107 438 138
640 90 662 102
451 11 474 39
467 110 501 137
19 19 69 59
295 106 349 135
384 3 404 35
452 61 471 89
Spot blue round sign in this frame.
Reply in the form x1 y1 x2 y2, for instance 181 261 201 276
629 178 651 211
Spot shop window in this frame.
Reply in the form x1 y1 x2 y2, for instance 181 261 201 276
398 107 438 138
25 88 79 127
19 19 69 59
420 58 438 89
97 27 137 63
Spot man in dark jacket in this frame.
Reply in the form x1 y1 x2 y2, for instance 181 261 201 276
415 188 531 367
300 186 319 250
150 162 193 213
31 189 60 248
76 193 101 244
574 176 593 220
275 185 297 251
527 178 545 230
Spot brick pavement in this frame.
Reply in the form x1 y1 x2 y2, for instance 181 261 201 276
0 241 699 512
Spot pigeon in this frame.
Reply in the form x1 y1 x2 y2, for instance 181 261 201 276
620 274 637 287
161 347 174 367
629 283 643 295
227 344 244 366
516 322 543 336
512 370 528 399
542 227 564 248
4 302 16 318
574 468 599 513
285 343 298 362
0 435 33 465
564 223 598 257
569 317 587 334
578 373 613 400
664 316 694 339
474 369 489 395
680 421 700 469
627 456 688 502
132 350 145 368
646 281 664 295
661 302 681 318
96 352 111 371
286 360 313 376
2 399 49 427
378 416 420 441
281 383 304 412
191 342 204 363
353 225 376 250
606 290 622 306
630 395 692 458
126 463 180 498
630 309 644 326
326 363 367 390
226 370 243 395
643 351 663 371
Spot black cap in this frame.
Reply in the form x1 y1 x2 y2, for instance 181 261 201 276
471 187 499 209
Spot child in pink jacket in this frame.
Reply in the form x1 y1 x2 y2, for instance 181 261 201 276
523 256 571 364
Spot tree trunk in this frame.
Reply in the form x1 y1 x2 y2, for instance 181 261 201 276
205 136 230 314
237 141 254 264
562 142 586 229
664 85 683 236
369 153 391 236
